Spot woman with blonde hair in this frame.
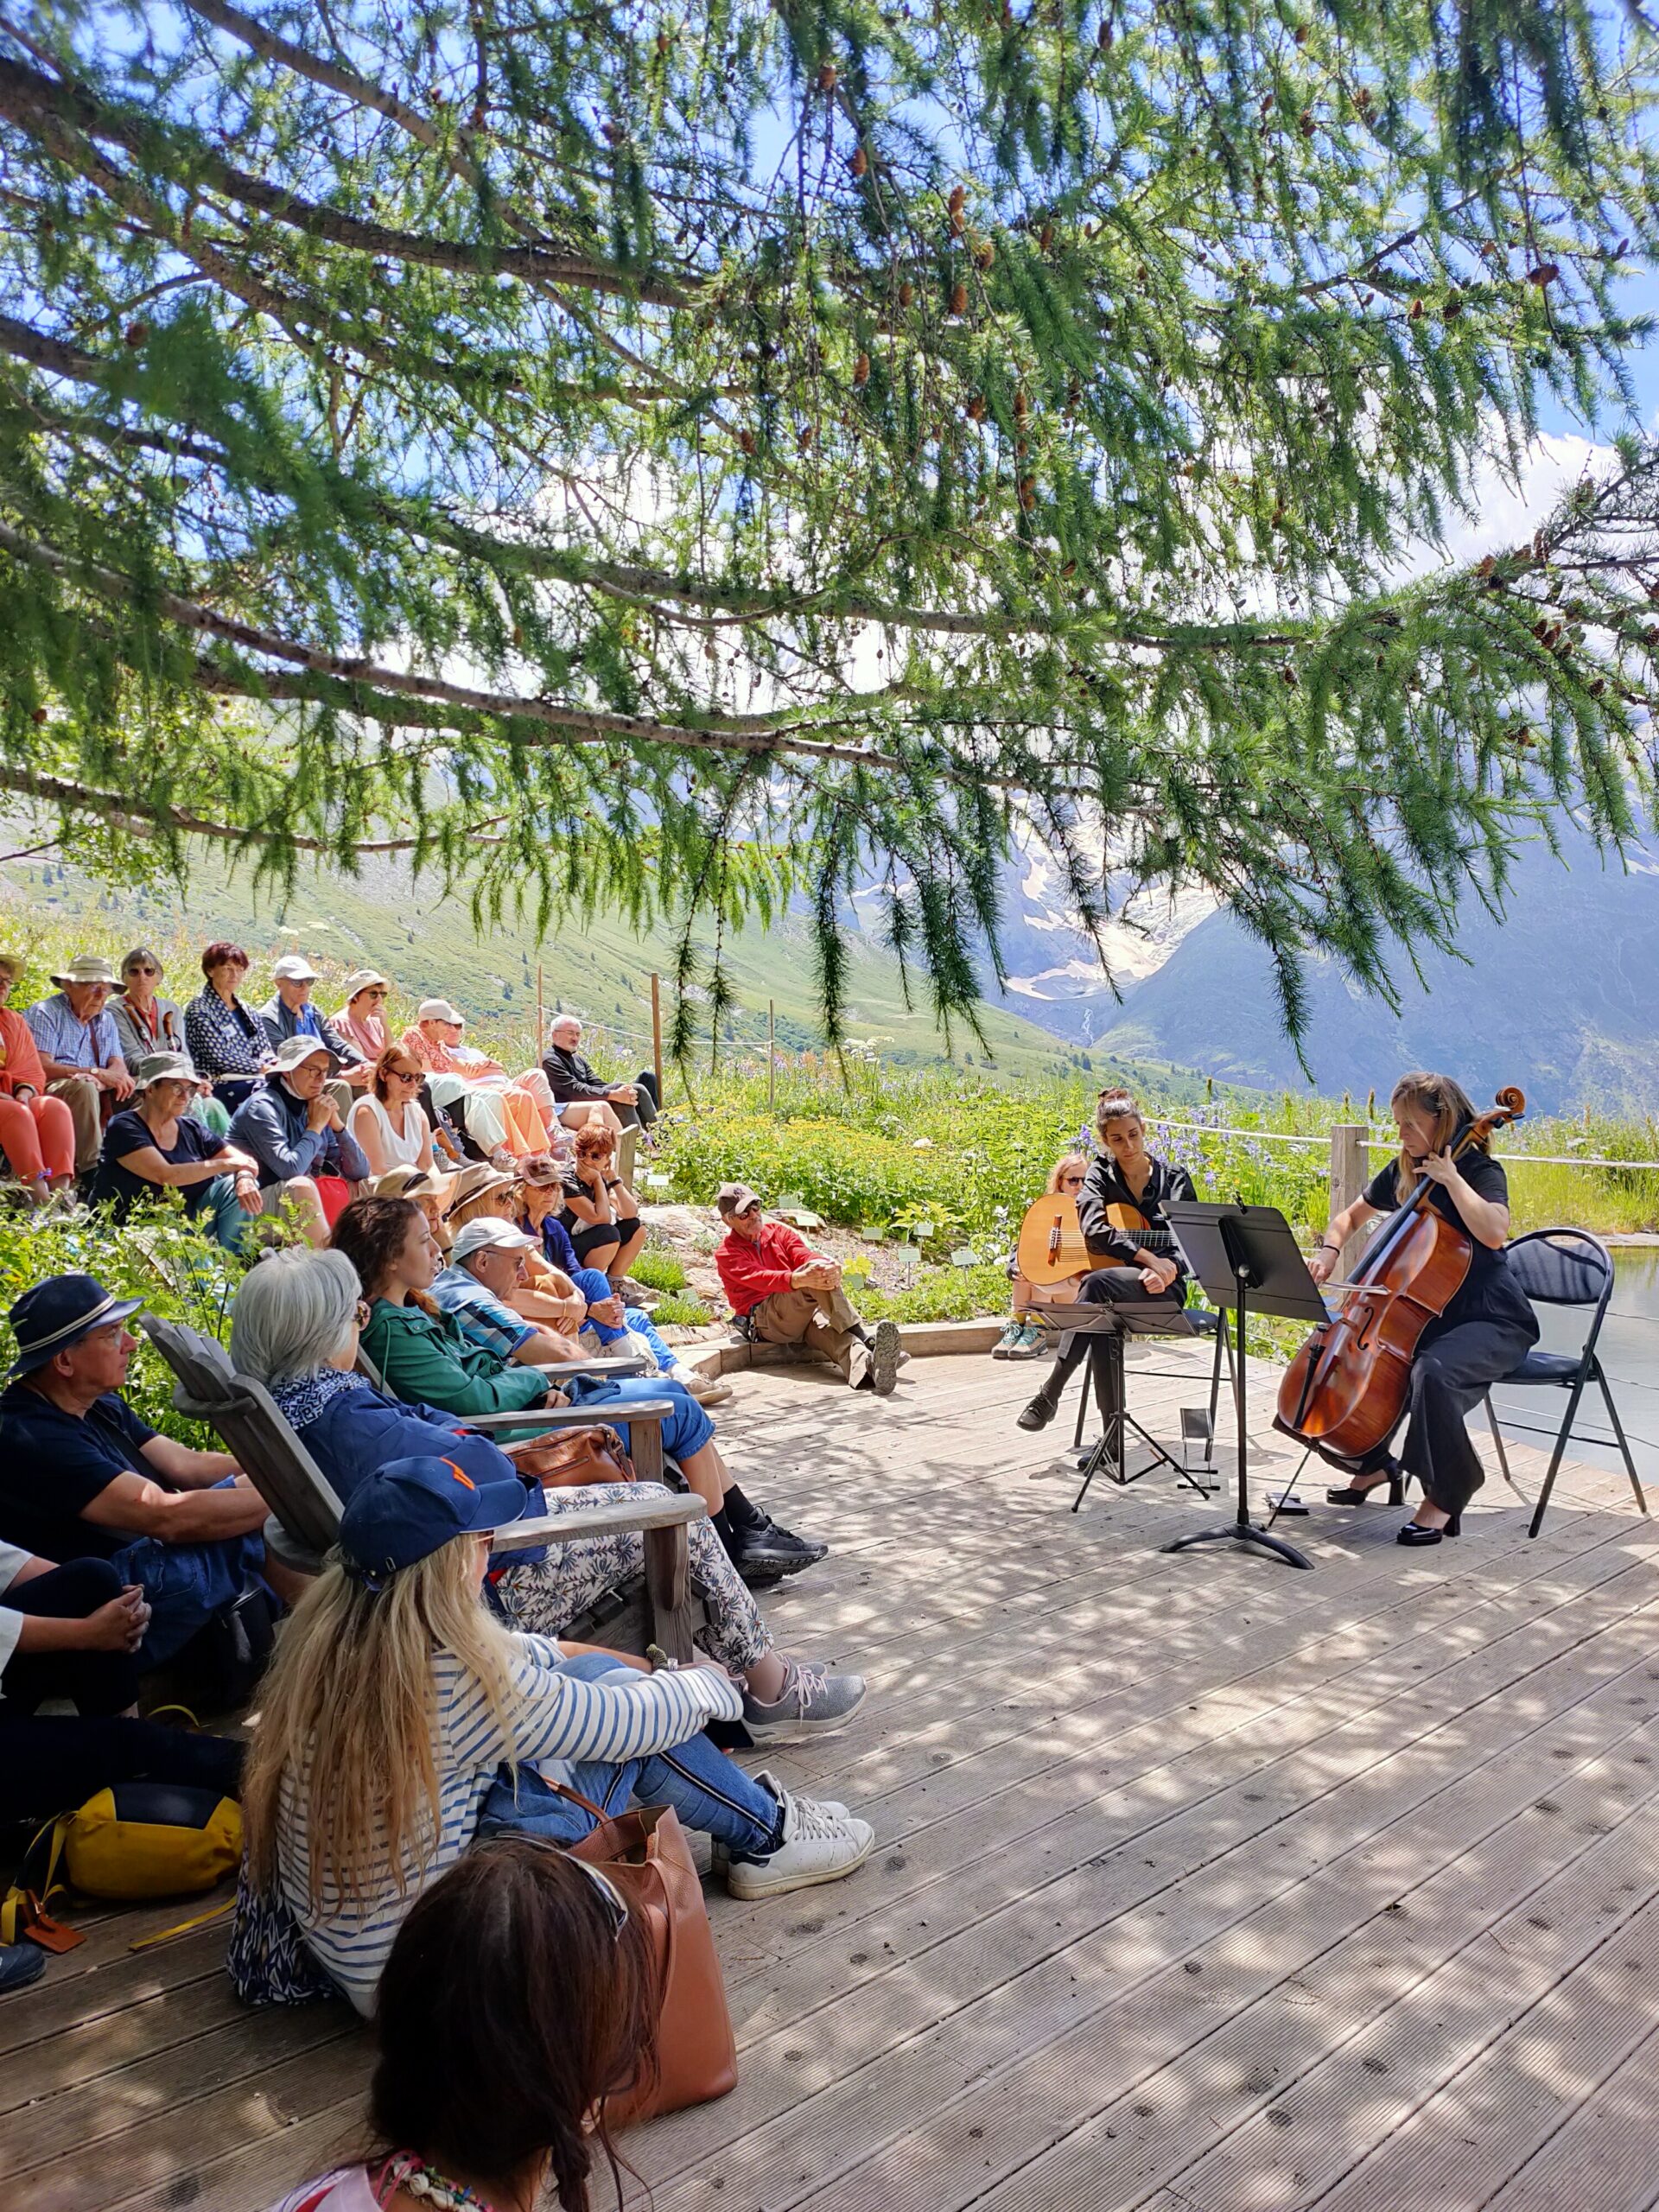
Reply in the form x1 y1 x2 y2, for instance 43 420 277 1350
993 1150 1090 1360
1017 1092 1195 1435
236 1452 875 2016
1310 1071 1537 1544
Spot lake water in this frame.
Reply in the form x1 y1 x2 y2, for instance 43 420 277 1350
1496 1246 1659 1489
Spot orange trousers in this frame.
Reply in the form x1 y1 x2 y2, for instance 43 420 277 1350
0 1092 77 1182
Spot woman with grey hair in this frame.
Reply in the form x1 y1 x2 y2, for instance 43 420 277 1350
227 1251 867 1742
111 949 186 1065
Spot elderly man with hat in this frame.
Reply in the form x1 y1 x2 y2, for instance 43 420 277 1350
400 998 552 1158
715 1184 903 1394
91 1052 264 1249
0 1274 296 1667
228 1034 371 1245
430 1216 588 1370
24 953 134 1178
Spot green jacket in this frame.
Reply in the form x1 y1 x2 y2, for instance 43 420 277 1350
360 1298 548 1420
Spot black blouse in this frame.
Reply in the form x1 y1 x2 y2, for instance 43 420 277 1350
1362 1150 1537 1339
1077 1151 1198 1272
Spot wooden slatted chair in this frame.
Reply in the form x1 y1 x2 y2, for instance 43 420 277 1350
141 1315 703 1658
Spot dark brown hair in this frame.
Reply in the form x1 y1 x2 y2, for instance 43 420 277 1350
372 1043 424 1103
366 1838 657 2211
200 939 249 978
331 1194 424 1302
1095 1088 1143 1135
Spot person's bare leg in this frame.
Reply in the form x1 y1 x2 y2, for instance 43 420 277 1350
261 1554 312 1606
607 1220 647 1282
677 1440 726 1514
743 1650 788 1700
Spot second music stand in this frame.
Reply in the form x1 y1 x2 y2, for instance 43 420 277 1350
1159 1201 1328 1572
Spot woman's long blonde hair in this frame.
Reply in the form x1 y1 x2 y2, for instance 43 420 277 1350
242 1534 521 1910
1046 1152 1088 1194
1389 1071 1484 1204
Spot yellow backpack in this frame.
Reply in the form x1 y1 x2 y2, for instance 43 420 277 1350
2 1783 243 1948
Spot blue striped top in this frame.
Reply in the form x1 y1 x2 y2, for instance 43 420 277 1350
276 1634 742 2014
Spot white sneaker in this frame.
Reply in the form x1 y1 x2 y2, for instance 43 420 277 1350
677 1368 734 1406
725 1774 874 1899
741 1659 867 1743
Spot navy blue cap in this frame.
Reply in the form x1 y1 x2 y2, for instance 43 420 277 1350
8 1274 143 1377
337 1453 529 1586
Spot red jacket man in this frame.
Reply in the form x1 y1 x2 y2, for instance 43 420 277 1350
714 1184 900 1395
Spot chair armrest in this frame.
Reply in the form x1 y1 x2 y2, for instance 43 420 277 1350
462 1398 674 1433
529 1354 650 1378
491 1491 707 1551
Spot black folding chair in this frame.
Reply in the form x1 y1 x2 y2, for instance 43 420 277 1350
1480 1230 1649 1538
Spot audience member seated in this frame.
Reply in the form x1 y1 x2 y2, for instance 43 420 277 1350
400 999 552 1159
715 1182 902 1394
0 1274 299 1666
348 1044 454 1194
329 969 391 1065
334 1195 823 1580
559 1121 645 1287
230 1036 371 1245
110 946 187 1069
374 1162 452 1251
263 1838 659 2212
0 951 75 1201
992 1151 1091 1359
541 1012 658 1135
229 1249 860 1733
91 1053 264 1249
26 952 133 1179
237 1454 874 2017
0 1541 243 1829
184 941 274 1113
431 1217 588 1368
259 954 369 1117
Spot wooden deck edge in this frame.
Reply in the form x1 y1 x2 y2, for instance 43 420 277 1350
679 1319 1003 1377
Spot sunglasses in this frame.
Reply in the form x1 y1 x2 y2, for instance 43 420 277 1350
388 1067 423 1083
517 1836 628 1939
127 965 159 977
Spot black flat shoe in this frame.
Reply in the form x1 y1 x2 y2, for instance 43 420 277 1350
1397 1514 1460 1546
1017 1396 1058 1433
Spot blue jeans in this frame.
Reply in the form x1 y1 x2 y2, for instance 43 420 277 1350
188 1172 255 1252
474 1652 780 1862
561 1374 715 1459
573 1268 679 1371
108 1477 266 1668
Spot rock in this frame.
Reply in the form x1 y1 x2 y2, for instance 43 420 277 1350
640 1204 716 1243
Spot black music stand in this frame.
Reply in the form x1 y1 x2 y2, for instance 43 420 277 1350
1159 1202 1325 1571
1033 1301 1202 1511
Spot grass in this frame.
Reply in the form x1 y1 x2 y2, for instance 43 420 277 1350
628 1246 690 1294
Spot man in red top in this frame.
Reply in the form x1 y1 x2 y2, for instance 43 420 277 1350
715 1184 902 1395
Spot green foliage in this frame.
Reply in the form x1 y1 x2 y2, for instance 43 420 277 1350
630 1246 690 1294
649 1289 713 1327
858 1265 1013 1326
3 4 1658 1053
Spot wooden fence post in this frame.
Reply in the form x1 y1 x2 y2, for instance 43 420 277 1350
767 998 776 1112
1329 1123 1369 1276
536 962 543 1057
649 972 664 1106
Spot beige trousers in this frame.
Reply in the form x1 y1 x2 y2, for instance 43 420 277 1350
749 1284 869 1383
47 1075 104 1174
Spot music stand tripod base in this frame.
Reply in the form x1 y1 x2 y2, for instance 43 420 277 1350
1163 1519 1313 1567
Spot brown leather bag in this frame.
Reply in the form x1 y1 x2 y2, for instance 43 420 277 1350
556 1786 739 2126
507 1422 634 1489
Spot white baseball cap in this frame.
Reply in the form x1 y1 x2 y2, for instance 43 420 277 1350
416 998 463 1025
450 1217 534 1264
271 954 320 982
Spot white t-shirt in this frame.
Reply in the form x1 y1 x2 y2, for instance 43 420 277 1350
0 1537 32 1694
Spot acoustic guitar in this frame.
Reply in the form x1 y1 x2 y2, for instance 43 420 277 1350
1014 1192 1180 1287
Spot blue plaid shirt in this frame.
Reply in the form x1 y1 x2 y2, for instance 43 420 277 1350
24 992 121 1071
430 1267 537 1362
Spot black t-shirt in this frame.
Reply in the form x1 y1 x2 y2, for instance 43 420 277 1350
0 1385 160 1560
92 1108 217 1220
1362 1151 1537 1338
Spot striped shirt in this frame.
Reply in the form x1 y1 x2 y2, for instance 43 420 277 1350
276 1634 741 2014
430 1265 537 1360
24 992 120 1071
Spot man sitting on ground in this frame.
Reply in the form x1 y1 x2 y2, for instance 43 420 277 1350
229 1035 371 1245
0 1274 300 1667
541 1013 658 1135
25 953 134 1179
715 1183 902 1394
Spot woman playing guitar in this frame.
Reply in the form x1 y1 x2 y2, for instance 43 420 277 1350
1308 1071 1538 1544
1017 1090 1195 1433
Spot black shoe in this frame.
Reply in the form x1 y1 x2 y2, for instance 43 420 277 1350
1017 1395 1058 1433
1397 1513 1460 1546
1325 1454 1404 1507
728 1516 829 1583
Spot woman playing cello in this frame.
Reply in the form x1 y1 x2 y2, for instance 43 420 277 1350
1308 1072 1538 1544
1017 1091 1193 1434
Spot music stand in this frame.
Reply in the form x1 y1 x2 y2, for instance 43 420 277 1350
1038 1301 1201 1512
1159 1202 1325 1571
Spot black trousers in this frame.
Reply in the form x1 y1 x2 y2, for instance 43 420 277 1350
1398 1317 1536 1518
3 1559 140 1718
1039 1267 1188 1425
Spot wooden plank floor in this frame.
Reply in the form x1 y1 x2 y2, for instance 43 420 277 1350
7 1339 1659 2212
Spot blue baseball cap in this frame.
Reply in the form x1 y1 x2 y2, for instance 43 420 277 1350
8 1274 144 1377
337 1454 529 1586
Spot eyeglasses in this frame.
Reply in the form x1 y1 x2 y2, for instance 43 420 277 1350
127 965 159 977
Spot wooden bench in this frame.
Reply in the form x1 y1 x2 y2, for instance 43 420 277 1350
140 1316 704 1659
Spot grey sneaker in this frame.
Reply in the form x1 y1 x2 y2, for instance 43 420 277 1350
868 1319 902 1395
725 1773 874 1900
991 1319 1024 1359
741 1659 867 1744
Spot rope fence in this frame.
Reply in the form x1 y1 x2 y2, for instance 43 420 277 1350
1154 1118 1659 1173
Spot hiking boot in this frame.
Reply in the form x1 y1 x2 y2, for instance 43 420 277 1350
1007 1322 1047 1359
1017 1393 1058 1432
991 1319 1025 1359
868 1319 902 1396
727 1515 828 1583
724 1772 874 1899
741 1660 867 1744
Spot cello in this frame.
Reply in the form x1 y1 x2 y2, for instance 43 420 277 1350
1275 1086 1526 1465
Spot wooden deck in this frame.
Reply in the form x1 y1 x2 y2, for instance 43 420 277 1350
7 1339 1659 2212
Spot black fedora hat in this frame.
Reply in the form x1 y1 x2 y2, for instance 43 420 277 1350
8 1274 143 1378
